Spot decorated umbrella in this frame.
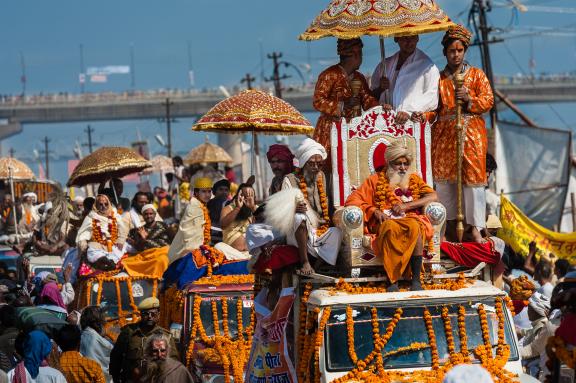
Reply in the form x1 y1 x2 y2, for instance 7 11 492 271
0 157 35 180
192 89 314 198
142 155 173 175
184 139 233 165
67 146 151 187
299 0 454 100
0 157 35 243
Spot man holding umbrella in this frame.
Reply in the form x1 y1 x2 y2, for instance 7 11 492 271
312 38 380 162
370 34 440 125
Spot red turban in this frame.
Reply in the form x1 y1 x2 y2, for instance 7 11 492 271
266 144 294 163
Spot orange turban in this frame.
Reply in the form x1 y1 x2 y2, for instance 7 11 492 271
442 24 473 48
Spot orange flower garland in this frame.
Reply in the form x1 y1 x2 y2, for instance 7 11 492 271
198 203 225 277
91 216 119 252
314 307 332 383
221 297 230 337
297 170 330 236
371 307 386 379
477 304 492 353
546 336 576 370
457 305 470 359
441 306 457 359
346 306 359 364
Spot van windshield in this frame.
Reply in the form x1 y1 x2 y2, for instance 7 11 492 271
325 298 518 371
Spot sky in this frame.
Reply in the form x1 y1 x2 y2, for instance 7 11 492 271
0 0 575 185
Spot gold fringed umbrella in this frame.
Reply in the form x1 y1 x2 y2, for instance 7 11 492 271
142 155 174 175
185 140 233 165
192 89 313 135
67 146 151 187
299 0 454 41
0 157 35 180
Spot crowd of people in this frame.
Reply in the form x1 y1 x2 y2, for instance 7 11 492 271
0 24 573 382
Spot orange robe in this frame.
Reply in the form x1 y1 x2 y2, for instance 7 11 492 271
313 65 379 157
431 66 494 186
345 173 434 283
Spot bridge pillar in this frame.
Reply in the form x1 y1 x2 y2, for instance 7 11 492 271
0 120 23 155
218 133 245 180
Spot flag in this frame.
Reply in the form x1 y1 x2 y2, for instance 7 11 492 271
86 65 130 75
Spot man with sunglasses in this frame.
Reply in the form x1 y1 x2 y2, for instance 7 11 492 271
110 297 178 383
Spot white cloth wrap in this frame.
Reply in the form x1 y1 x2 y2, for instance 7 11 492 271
435 183 486 228
285 213 342 266
371 48 440 113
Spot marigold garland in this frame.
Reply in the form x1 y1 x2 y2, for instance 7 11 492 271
423 308 440 371
193 274 255 286
457 305 470 359
297 169 330 236
509 275 535 301
477 304 492 353
346 306 359 364
314 307 332 383
546 335 576 370
199 202 226 277
91 215 119 252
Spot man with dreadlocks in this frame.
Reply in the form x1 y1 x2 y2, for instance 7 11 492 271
431 24 494 243
312 38 380 168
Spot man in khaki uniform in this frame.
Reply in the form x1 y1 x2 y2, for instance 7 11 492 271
110 297 179 383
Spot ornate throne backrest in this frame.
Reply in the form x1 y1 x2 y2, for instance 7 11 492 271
330 106 433 207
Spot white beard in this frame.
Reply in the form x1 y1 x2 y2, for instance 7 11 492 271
386 168 411 190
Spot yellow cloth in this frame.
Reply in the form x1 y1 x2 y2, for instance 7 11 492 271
122 246 169 279
499 196 576 263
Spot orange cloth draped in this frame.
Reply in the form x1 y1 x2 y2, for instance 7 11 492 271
431 66 494 186
121 246 169 278
345 173 434 283
312 65 379 156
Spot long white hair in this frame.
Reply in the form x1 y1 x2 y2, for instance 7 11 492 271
263 187 318 237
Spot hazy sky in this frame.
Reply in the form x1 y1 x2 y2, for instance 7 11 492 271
1 0 575 184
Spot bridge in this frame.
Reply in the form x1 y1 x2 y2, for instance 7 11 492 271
0 75 574 139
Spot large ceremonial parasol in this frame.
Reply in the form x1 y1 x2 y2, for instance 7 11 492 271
142 155 173 175
0 157 35 180
192 89 314 198
67 146 151 187
185 139 233 165
299 0 454 100
0 157 35 243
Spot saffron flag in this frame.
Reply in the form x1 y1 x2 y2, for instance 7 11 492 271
499 196 576 262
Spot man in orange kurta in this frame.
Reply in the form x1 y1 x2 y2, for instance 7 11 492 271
345 143 438 291
431 25 494 242
313 38 379 167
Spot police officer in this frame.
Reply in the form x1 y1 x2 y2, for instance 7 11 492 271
110 297 179 383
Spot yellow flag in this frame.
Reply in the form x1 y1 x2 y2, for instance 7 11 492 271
499 196 576 262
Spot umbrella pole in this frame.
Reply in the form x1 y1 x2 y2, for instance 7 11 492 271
8 166 20 244
379 37 389 105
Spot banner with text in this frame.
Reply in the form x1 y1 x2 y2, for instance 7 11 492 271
499 196 576 262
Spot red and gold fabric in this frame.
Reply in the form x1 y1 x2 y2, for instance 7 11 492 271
313 65 379 157
431 66 493 186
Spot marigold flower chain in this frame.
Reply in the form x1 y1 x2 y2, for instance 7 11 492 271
477 304 492 352
546 336 576 370
457 305 470 359
346 306 359 364
297 170 330 236
91 215 119 252
423 308 440 371
314 307 332 383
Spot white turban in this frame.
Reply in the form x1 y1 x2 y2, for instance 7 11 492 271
22 192 37 202
528 291 551 317
443 364 493 383
141 204 156 214
385 142 413 165
295 138 327 168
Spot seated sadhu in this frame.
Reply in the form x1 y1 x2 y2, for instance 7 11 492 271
345 142 438 291
76 194 128 271
278 138 342 275
127 204 171 252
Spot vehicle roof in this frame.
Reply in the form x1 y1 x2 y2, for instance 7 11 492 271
29 255 63 266
307 280 505 307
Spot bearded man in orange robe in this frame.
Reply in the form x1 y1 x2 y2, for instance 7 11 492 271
345 142 438 291
312 38 380 168
431 25 494 243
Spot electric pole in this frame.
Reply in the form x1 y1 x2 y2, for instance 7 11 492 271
84 125 95 153
130 44 136 92
9 148 15 158
41 137 51 179
79 44 85 94
161 98 174 157
266 52 290 99
241 73 256 90
20 52 26 97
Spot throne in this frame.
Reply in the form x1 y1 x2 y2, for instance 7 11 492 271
330 106 446 272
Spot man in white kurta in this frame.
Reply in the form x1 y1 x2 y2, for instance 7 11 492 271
371 35 440 124
280 138 342 275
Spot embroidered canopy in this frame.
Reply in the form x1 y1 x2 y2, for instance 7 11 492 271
0 157 35 180
185 141 233 165
192 89 313 135
299 0 454 40
67 146 151 186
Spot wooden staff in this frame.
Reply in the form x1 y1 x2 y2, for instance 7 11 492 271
454 73 465 242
